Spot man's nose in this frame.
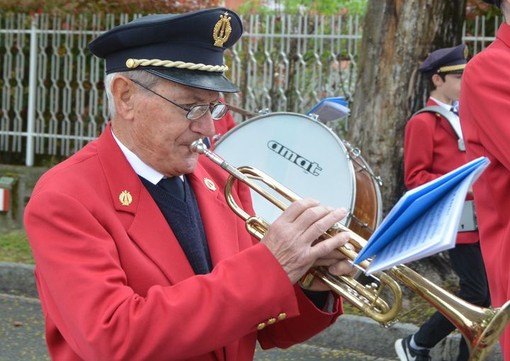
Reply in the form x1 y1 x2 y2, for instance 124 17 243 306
190 112 216 138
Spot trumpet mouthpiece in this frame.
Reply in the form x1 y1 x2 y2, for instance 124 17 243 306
190 139 208 154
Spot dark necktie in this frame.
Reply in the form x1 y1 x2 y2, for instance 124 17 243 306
450 105 459 117
158 176 185 200
143 176 211 274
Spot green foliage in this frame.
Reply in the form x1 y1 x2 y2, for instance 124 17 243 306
237 0 368 16
0 0 220 15
464 0 501 46
335 0 368 15
467 0 499 18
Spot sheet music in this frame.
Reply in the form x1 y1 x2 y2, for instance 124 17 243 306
307 97 350 122
353 157 489 275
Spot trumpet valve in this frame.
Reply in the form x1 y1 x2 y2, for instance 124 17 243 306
299 272 316 289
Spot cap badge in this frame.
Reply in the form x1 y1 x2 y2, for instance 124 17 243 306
119 190 133 206
204 178 217 191
213 12 232 48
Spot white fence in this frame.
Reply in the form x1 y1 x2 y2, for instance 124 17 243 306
0 13 500 166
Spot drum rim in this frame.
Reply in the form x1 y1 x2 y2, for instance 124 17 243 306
214 111 358 220
216 112 354 163
341 139 384 227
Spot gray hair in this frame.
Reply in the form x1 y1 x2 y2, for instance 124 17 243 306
104 70 161 118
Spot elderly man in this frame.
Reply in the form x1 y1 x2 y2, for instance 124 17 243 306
24 8 353 361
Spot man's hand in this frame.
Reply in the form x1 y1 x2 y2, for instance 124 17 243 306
260 198 352 285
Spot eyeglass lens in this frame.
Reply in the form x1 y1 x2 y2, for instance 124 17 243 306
131 78 228 121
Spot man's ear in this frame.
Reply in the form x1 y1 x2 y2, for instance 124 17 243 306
431 73 444 87
111 75 136 119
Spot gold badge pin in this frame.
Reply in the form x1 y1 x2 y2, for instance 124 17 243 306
204 178 217 191
213 12 232 48
119 190 133 206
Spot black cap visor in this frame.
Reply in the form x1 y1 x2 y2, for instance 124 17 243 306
146 68 239 93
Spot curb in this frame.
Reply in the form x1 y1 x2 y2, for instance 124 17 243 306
0 262 503 360
0 262 37 298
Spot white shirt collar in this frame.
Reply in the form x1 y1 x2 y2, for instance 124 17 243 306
430 97 453 112
111 130 164 185
429 97 463 139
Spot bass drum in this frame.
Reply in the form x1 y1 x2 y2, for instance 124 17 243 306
214 112 383 239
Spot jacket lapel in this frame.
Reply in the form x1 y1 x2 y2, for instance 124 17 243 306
427 99 458 138
188 164 242 266
97 125 195 284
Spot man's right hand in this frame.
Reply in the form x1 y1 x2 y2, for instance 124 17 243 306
260 198 352 285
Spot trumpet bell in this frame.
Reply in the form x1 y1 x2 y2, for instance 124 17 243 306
390 265 510 360
470 300 510 360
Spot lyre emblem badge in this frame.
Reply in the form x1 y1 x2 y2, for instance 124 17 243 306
119 190 133 206
212 13 232 48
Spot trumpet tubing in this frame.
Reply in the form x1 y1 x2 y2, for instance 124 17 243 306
190 139 510 361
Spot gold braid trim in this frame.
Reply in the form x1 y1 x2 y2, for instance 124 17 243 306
125 58 228 72
437 64 466 73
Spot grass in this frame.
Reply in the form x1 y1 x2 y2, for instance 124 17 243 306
0 229 34 264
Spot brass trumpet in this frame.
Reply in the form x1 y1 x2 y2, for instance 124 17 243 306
191 139 510 361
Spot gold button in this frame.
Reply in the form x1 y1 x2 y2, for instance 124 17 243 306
277 313 287 321
267 318 276 325
256 322 266 330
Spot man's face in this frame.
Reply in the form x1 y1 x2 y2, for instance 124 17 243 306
128 79 218 177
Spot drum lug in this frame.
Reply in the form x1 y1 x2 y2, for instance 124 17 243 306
351 146 362 158
375 176 383 187
309 113 320 121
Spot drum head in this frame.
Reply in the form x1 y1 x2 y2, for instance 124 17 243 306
214 112 356 224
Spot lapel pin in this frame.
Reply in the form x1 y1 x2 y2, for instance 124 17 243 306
119 190 133 206
204 178 217 191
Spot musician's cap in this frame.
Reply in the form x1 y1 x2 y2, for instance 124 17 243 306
88 8 242 93
483 0 501 7
419 44 468 79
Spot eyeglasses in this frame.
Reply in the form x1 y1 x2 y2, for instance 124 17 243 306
130 78 229 121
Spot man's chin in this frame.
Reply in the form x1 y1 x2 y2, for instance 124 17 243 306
181 154 199 174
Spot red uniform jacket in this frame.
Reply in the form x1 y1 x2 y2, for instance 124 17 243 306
404 98 478 245
24 124 342 361
460 22 510 357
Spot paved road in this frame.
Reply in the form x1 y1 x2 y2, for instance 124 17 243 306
0 294 49 361
0 293 397 361
0 291 503 361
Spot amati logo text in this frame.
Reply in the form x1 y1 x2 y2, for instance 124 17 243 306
267 140 322 176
